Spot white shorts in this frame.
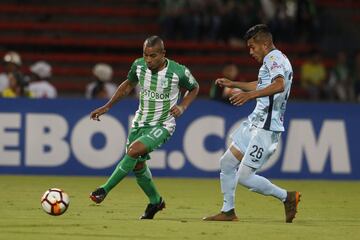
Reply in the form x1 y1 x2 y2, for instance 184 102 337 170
230 120 281 169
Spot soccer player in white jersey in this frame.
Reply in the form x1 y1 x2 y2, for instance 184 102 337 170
89 36 199 219
203 24 300 223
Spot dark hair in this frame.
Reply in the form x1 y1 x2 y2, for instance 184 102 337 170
244 24 272 42
144 35 164 50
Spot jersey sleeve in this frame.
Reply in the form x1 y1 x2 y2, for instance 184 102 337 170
178 66 199 90
127 60 140 84
265 53 286 82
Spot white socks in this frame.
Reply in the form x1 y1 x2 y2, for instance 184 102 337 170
219 148 287 213
237 163 287 202
220 149 241 212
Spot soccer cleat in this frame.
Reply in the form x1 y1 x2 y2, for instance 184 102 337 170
89 187 107 204
140 197 165 219
202 209 239 221
283 191 301 223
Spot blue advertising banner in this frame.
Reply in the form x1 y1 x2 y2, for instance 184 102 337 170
0 98 358 179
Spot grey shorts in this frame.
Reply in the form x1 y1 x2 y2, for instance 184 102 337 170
230 120 281 169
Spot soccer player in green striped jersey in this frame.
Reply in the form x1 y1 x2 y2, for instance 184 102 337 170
89 36 199 219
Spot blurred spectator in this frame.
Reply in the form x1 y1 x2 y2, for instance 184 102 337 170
266 0 296 42
218 0 262 45
159 0 320 45
0 51 22 92
295 0 319 43
352 51 360 102
86 63 117 99
195 0 222 41
218 0 241 43
160 0 186 40
1 71 31 98
326 51 353 102
210 63 240 102
28 61 57 98
300 50 327 100
160 0 222 41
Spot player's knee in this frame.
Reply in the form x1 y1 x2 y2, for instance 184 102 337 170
127 148 140 158
220 150 239 173
127 142 147 158
127 147 139 158
219 154 226 168
219 154 231 173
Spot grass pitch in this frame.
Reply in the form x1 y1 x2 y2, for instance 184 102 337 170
0 175 359 240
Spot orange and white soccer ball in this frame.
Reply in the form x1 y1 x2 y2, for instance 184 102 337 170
41 188 70 216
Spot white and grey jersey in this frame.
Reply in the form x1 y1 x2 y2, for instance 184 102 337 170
248 49 293 132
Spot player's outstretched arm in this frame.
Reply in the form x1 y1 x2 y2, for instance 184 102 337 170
215 78 257 92
229 77 284 106
170 85 199 118
90 79 136 121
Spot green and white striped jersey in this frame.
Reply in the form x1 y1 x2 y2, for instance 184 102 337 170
127 58 198 134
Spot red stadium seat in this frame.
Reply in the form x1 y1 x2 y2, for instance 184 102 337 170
0 4 159 17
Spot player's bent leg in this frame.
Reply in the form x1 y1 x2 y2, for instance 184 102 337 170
103 154 138 190
89 154 138 204
237 163 287 201
236 163 301 223
90 127 155 205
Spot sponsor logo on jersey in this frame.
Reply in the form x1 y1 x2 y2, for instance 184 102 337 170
270 61 282 70
141 89 170 100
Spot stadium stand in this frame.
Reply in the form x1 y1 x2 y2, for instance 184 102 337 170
0 0 347 98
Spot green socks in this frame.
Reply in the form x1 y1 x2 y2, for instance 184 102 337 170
100 155 160 205
101 154 137 193
134 164 161 204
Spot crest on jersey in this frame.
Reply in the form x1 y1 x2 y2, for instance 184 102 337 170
160 77 169 88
